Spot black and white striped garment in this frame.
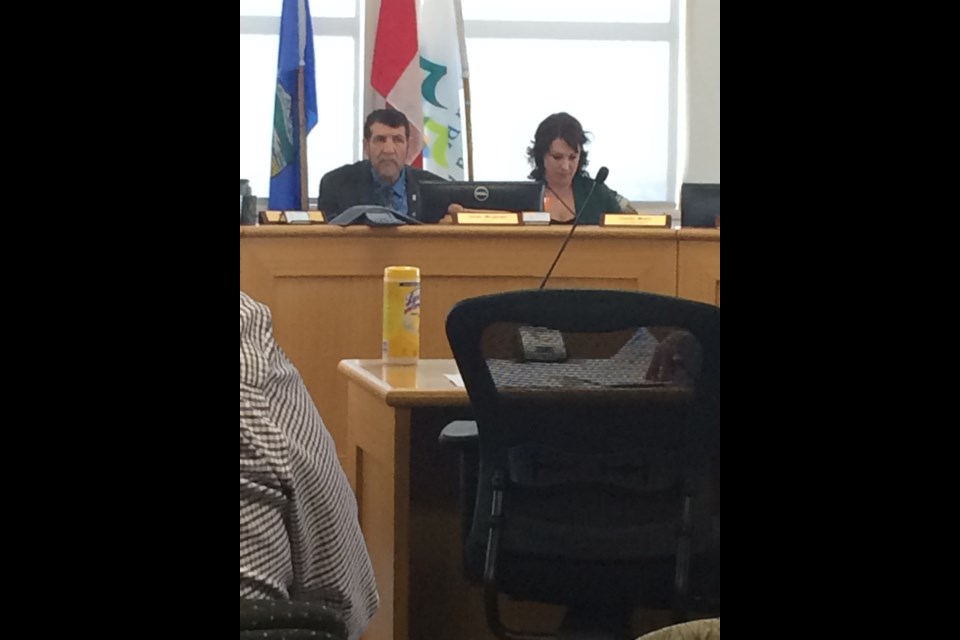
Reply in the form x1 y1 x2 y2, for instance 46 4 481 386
240 292 378 640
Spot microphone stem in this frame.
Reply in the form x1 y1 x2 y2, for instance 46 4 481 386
539 181 600 289
539 225 579 289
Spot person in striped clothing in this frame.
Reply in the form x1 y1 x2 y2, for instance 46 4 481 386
240 291 378 639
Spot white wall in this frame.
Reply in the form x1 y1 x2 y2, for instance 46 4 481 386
684 0 720 183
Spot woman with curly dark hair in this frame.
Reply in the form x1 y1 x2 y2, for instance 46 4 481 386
527 112 633 224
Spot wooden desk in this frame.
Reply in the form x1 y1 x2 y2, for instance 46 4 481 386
339 358 469 640
241 225 681 469
339 358 700 640
677 228 720 306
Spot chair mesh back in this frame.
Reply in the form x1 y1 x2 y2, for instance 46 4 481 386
447 289 720 608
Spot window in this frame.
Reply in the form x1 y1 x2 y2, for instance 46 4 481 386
239 0 356 17
239 0 681 203
460 0 679 201
239 0 361 201
461 0 670 23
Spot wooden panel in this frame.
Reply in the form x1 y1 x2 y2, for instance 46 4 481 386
347 381 411 640
677 229 720 306
240 225 687 465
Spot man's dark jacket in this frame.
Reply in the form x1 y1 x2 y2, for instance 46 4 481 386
318 160 444 222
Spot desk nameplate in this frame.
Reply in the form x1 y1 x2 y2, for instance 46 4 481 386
260 210 326 224
602 213 672 228
260 210 282 224
521 211 551 225
453 210 521 225
280 210 326 224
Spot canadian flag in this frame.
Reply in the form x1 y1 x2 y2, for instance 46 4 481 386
371 0 425 167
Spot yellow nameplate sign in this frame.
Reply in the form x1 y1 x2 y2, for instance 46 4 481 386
260 210 283 224
602 213 672 227
453 210 521 225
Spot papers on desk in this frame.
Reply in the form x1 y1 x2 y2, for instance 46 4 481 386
445 373 465 388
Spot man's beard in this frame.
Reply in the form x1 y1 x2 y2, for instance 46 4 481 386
376 159 401 181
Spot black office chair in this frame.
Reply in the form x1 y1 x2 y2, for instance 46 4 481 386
443 289 721 640
239 597 347 640
679 183 720 228
438 418 480 558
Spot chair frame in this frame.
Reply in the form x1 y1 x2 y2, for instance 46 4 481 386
446 289 721 640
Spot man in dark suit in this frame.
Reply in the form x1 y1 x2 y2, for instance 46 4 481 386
318 108 443 222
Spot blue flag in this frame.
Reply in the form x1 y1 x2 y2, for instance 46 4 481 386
269 0 318 210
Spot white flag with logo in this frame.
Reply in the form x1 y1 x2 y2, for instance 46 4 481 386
419 0 467 180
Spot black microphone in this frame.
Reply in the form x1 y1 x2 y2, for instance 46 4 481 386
539 166 609 289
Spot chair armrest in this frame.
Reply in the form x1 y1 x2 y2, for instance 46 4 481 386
240 598 346 639
438 420 479 449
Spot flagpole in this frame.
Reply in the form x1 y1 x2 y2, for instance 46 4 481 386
463 78 474 181
297 65 309 211
453 0 472 181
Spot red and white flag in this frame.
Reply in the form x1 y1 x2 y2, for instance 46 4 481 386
371 0 424 167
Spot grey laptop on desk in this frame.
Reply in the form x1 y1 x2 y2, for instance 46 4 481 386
417 180 545 223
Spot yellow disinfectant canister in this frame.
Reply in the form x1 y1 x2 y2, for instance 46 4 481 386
382 266 421 364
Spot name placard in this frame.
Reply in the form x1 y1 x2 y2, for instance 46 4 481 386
453 210 521 225
260 210 283 224
602 213 672 228
281 210 310 224
521 211 551 225
279 210 326 224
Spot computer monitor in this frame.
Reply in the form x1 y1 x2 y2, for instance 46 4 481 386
417 180 545 223
680 183 720 228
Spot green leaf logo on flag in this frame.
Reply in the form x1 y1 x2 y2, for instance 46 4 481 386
271 83 295 177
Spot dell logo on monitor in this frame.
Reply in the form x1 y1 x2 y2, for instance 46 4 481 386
473 186 490 202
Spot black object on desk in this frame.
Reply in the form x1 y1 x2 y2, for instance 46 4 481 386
680 183 720 228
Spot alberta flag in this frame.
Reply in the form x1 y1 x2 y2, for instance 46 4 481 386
269 0 318 210
419 0 467 180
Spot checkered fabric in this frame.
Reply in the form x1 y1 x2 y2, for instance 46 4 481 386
240 292 378 640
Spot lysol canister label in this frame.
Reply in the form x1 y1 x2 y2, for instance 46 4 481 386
382 267 420 364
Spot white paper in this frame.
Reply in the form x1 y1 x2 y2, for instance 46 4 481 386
445 373 464 387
